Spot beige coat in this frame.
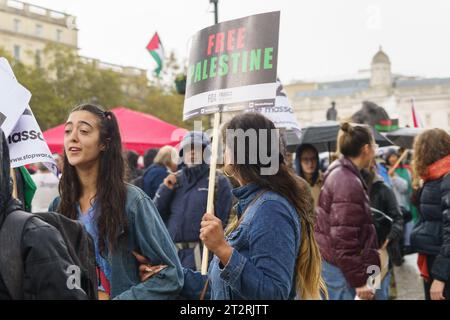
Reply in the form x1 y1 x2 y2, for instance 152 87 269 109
309 172 324 208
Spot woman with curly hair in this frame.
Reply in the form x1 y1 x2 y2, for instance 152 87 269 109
411 128 450 300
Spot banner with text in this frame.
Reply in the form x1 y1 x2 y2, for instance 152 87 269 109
0 57 57 174
0 58 30 137
183 11 280 120
248 79 301 133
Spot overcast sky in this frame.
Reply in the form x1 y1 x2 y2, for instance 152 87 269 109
26 0 450 83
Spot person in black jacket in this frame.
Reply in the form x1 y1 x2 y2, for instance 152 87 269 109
361 163 404 300
0 129 87 300
125 150 143 181
144 148 159 169
411 128 450 300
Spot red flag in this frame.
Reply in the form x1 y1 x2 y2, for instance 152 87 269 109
411 99 421 128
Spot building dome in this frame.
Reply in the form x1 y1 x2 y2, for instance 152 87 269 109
372 47 390 64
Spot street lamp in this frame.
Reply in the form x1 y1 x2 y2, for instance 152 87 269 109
209 0 220 127
210 0 218 25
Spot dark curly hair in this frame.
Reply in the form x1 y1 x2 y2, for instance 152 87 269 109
413 128 450 177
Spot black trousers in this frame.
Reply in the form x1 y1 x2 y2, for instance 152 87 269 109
423 255 450 300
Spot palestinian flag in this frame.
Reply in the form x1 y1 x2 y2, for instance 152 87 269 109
146 32 164 76
375 119 399 132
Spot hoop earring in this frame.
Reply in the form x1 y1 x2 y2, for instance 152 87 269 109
223 165 235 178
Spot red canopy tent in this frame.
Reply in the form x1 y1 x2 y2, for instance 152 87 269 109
43 107 188 155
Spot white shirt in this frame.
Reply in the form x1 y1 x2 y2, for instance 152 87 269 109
31 171 60 212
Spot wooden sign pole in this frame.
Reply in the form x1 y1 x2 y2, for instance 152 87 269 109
388 150 409 176
201 112 221 275
10 168 18 199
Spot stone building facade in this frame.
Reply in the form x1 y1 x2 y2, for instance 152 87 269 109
0 0 147 84
285 48 450 130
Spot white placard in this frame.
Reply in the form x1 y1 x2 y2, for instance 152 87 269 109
249 79 301 133
0 59 30 137
8 107 58 173
0 58 57 175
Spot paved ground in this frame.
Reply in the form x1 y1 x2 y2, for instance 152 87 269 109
393 253 425 300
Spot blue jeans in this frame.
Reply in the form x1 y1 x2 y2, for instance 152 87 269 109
403 220 414 246
374 270 392 300
322 260 356 300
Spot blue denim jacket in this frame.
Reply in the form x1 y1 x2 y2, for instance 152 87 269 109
50 184 184 300
181 183 301 300
154 166 232 270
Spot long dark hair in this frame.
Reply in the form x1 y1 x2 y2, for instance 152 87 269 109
222 112 327 299
58 104 127 253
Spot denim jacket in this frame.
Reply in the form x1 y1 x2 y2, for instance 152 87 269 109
154 166 232 270
181 183 301 300
50 184 184 300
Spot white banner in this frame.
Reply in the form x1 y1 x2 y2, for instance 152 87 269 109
0 58 57 175
8 107 58 173
249 79 301 133
0 58 30 137
183 82 278 120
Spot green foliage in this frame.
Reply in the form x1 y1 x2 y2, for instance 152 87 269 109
0 44 209 131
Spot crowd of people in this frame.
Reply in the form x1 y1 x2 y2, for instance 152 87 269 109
0 103 449 300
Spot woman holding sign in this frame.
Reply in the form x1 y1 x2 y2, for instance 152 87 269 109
152 112 326 300
49 104 183 300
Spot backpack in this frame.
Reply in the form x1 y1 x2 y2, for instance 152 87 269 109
370 207 394 246
0 210 98 300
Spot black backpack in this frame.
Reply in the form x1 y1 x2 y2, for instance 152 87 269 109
0 210 98 300
370 207 394 246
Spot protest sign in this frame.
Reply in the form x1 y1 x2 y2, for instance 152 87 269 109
249 78 301 133
0 57 57 174
183 12 280 274
0 58 30 137
0 57 17 80
183 11 280 120
8 107 57 173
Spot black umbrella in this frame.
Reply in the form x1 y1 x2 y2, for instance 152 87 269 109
297 121 393 153
385 127 424 149
283 129 302 153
